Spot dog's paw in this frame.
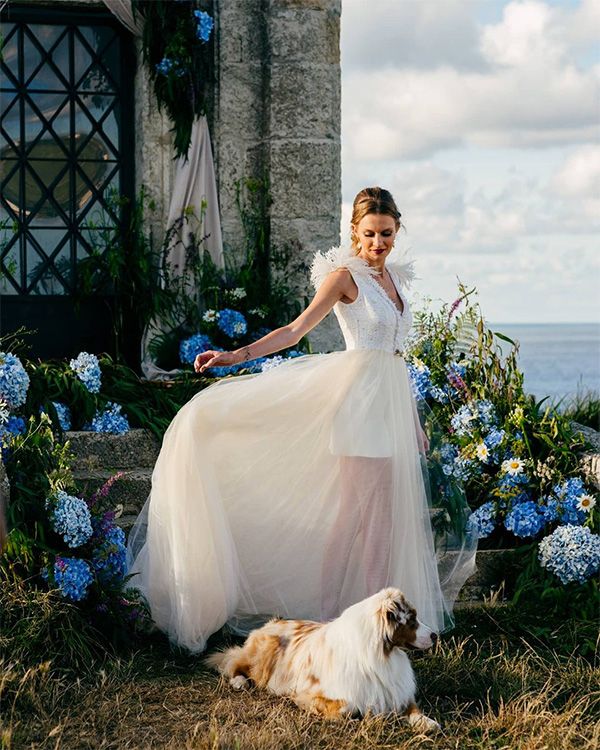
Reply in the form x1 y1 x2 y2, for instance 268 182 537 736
407 712 441 733
229 675 249 690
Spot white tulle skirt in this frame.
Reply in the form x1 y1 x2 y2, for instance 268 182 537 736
126 350 476 653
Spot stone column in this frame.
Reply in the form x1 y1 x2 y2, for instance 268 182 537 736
213 0 342 350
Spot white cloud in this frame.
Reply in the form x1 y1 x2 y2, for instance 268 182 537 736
480 0 565 69
342 1 600 161
546 144 600 225
341 0 486 72
341 1 599 323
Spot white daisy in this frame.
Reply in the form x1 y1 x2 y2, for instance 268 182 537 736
576 494 596 513
202 309 217 323
502 457 524 475
476 442 490 462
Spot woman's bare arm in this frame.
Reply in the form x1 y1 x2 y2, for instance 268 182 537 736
195 269 357 373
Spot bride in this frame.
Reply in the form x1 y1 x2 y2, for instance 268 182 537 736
126 186 476 653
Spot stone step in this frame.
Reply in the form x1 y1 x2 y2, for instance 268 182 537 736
65 429 161 472
572 422 600 490
73 468 152 517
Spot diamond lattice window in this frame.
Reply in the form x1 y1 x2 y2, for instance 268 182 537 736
0 7 134 297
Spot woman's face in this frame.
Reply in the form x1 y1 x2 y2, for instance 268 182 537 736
353 213 397 264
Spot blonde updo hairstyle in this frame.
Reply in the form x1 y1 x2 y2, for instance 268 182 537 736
350 186 404 255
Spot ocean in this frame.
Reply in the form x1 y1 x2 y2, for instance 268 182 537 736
488 323 600 407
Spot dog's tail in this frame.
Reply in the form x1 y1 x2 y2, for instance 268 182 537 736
204 646 242 675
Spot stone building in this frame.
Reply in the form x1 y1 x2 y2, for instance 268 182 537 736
0 0 342 361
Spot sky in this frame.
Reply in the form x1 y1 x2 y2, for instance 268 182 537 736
340 0 600 323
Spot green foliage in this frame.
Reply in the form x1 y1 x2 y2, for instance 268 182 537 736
561 388 600 430
134 0 213 158
1 415 75 578
75 188 176 368
0 574 111 674
99 355 206 439
409 286 593 517
146 178 311 371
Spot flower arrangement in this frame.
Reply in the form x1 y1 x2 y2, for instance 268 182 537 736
406 286 599 588
134 0 215 158
1 413 149 641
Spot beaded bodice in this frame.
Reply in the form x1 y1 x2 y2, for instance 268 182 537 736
310 246 415 354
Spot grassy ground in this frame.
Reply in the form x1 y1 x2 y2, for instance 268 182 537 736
2 603 598 750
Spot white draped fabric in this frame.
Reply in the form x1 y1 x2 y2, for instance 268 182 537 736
103 0 224 378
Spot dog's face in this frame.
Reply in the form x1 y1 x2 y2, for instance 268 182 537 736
375 588 437 655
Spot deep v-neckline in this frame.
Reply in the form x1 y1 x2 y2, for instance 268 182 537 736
368 268 405 316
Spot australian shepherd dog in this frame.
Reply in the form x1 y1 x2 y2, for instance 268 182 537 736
206 587 441 731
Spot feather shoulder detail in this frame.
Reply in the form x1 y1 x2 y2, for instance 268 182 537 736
386 250 416 289
310 245 378 291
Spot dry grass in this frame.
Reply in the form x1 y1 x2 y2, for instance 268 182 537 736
1 607 599 750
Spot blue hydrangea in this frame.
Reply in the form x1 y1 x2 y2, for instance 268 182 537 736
497 471 529 491
69 352 101 393
407 361 432 402
155 57 173 75
552 477 587 525
0 352 30 409
0 415 26 444
217 309 247 339
92 525 127 584
453 455 477 481
476 399 497 428
179 333 213 365
52 556 94 601
46 489 93 548
504 500 544 538
53 402 71 431
484 428 505 450
194 10 214 41
239 357 267 374
538 525 600 585
430 385 449 404
468 501 496 538
540 495 560 523
450 404 477 437
88 402 130 435
440 442 458 476
261 355 286 373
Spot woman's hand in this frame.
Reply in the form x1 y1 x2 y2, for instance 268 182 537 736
194 350 240 374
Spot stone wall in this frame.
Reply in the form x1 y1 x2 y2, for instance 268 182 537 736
213 0 342 349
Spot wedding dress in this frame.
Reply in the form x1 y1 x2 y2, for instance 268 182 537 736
126 245 477 653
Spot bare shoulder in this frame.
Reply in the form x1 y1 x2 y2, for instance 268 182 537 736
320 268 358 304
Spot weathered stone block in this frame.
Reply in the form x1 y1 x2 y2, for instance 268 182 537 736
65 430 160 472
217 62 265 141
269 5 340 64
270 141 340 219
269 63 339 139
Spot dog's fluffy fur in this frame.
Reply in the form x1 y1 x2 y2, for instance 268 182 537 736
206 587 440 730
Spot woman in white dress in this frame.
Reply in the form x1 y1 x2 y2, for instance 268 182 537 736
126 187 476 654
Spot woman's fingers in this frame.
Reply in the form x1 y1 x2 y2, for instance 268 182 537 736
194 351 219 373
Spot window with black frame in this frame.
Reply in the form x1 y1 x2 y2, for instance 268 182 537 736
0 5 134 358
